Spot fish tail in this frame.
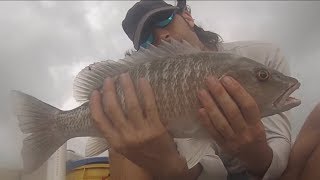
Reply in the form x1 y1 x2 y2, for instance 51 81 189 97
11 90 67 173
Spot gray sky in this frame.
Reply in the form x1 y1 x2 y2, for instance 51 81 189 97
1 1 320 170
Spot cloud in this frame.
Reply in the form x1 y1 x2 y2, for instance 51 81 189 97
1 1 320 169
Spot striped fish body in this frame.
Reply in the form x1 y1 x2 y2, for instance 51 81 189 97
12 40 301 173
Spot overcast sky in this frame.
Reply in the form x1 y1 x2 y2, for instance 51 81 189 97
1 1 320 170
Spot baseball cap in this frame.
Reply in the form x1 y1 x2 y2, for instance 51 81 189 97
122 0 180 50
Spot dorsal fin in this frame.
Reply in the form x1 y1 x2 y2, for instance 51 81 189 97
73 60 128 103
119 39 201 64
73 39 201 102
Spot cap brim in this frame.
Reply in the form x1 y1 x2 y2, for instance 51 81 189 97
133 6 179 50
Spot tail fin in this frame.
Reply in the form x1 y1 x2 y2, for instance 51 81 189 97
11 90 66 173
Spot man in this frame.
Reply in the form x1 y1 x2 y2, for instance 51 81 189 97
89 0 292 179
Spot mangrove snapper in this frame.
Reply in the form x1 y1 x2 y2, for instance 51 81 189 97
11 39 301 173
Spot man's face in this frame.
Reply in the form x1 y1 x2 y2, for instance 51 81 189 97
149 12 202 49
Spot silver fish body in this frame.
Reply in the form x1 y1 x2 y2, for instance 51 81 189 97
12 40 301 173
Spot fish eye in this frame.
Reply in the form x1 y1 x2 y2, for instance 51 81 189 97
257 69 270 81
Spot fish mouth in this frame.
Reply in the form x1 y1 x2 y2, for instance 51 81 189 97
274 82 301 110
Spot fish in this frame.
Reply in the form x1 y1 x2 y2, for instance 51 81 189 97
11 39 301 173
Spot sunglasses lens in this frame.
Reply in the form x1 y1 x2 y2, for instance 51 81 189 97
141 34 154 48
156 13 174 27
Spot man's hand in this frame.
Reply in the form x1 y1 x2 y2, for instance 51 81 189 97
89 73 190 179
197 75 273 177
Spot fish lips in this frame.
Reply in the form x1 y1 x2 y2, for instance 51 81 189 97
273 82 301 112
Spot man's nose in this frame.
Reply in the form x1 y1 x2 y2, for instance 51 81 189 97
159 31 170 41
154 28 171 44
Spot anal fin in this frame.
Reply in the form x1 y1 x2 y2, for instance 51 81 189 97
85 137 110 157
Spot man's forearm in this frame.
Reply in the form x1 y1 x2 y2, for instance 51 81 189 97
178 163 203 180
185 164 203 180
109 149 153 180
281 103 320 177
156 163 203 180
242 143 273 178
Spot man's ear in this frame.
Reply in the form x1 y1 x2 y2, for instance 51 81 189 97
181 11 195 28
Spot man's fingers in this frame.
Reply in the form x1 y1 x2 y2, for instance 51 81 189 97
139 78 164 126
198 89 235 140
120 73 144 126
103 77 128 130
198 108 224 144
205 76 247 133
221 76 261 125
89 90 115 137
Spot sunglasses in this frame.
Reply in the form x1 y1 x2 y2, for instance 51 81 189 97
141 13 175 48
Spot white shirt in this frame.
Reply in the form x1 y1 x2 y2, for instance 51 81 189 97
175 41 292 180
